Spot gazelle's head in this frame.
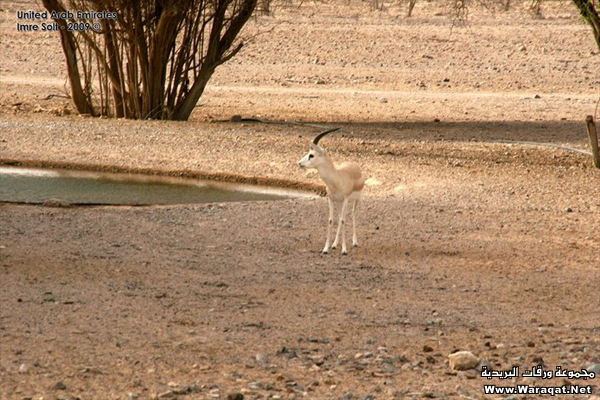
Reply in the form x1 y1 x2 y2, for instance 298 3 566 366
298 128 340 169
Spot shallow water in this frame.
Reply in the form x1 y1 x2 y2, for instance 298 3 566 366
0 166 312 205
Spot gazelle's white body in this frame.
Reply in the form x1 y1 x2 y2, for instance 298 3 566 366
299 130 365 255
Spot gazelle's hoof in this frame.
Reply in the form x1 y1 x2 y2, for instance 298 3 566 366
342 250 348 255
331 244 338 249
353 243 359 248
322 249 329 254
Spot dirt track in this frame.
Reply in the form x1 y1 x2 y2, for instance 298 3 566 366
1 0 599 399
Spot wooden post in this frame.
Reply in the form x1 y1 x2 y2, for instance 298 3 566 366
586 115 600 169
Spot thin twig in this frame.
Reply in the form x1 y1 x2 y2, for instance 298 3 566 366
41 94 71 100
491 139 592 156
236 117 353 133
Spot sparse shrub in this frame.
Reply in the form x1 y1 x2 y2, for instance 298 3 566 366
41 0 257 120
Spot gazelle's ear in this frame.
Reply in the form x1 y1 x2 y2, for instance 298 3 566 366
311 143 325 154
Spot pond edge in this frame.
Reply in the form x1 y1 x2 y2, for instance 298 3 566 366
0 158 326 196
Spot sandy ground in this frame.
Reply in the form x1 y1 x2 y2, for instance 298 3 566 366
1 0 600 399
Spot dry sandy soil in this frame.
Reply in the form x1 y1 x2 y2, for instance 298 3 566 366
0 0 599 399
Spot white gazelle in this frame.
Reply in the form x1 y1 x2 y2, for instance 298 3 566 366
299 128 365 255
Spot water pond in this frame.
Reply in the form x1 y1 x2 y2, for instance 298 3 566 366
0 166 313 205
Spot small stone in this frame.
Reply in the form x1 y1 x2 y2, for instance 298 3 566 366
476 359 492 372
565 207 573 213
18 363 28 373
527 341 535 347
532 355 544 364
457 369 478 379
231 115 243 122
448 351 479 371
587 364 600 374
227 393 244 400
310 354 325 366
248 382 262 390
53 382 67 391
522 376 540 385
42 199 71 207
379 97 388 103
423 345 434 352
255 353 268 364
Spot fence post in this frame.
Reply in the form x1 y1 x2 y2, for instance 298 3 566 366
586 115 599 169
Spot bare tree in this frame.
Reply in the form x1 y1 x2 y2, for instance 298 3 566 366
572 0 600 50
371 0 385 11
528 0 544 18
406 0 417 17
261 0 272 15
41 0 257 120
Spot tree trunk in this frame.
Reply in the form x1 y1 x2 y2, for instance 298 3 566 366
572 0 600 51
41 0 95 115
42 0 257 121
407 0 417 17
101 19 125 118
173 0 257 120
146 6 185 119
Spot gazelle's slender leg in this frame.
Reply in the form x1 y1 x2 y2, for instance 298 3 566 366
352 198 360 247
332 197 349 254
322 198 335 254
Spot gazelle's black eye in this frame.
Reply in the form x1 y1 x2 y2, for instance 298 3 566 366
308 154 314 159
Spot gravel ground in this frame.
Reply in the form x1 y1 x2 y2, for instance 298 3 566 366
1 0 599 399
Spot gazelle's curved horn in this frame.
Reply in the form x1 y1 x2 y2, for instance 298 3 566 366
313 128 340 145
